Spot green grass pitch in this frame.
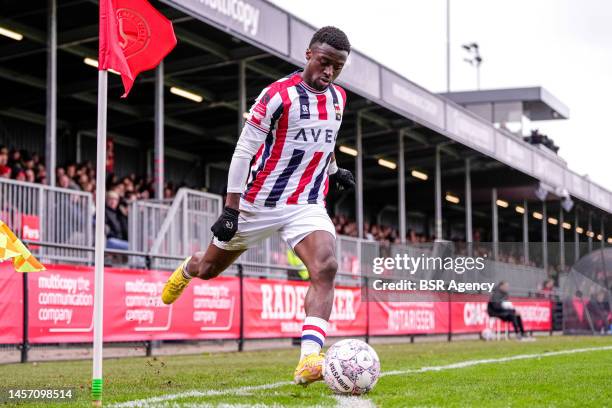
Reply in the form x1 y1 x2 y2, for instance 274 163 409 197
1 336 611 407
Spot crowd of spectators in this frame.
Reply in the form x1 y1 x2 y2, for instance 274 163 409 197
1 146 180 249
0 145 48 183
332 214 433 244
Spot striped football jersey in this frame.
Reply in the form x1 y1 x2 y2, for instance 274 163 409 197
242 72 347 207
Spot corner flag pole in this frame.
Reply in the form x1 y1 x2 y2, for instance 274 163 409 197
92 69 108 406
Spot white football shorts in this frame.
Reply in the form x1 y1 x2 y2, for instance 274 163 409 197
212 200 336 251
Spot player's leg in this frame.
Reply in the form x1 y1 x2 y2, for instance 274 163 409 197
291 230 337 384
513 312 527 338
161 243 244 304
185 244 245 279
295 230 337 335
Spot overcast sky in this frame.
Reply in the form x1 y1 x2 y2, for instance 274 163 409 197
269 0 612 190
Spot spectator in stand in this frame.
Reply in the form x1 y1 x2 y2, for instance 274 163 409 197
36 163 46 184
24 168 36 183
587 290 611 333
487 281 532 341
104 190 129 250
0 165 10 179
58 174 71 189
14 170 26 182
538 279 555 298
8 149 21 174
21 153 35 172
0 146 10 178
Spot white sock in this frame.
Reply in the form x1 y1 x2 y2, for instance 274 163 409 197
181 257 192 280
300 316 329 359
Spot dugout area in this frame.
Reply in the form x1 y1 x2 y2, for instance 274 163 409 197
1 0 611 260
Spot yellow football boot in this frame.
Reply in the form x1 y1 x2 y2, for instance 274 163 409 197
293 353 325 385
161 257 192 305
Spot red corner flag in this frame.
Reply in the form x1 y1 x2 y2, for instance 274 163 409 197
99 0 177 97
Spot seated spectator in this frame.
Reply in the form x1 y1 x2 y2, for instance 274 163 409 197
587 290 611 333
487 281 532 341
105 191 129 250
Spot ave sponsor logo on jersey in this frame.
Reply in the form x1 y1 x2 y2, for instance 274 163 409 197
293 128 338 143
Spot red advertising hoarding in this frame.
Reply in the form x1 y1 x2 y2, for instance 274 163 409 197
0 264 552 344
242 277 367 338
26 265 240 343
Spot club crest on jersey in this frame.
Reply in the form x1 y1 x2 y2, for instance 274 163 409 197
301 104 310 115
334 103 342 120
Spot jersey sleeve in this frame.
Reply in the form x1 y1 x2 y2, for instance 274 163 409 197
245 84 284 134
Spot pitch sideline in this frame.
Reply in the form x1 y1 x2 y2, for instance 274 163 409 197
111 345 612 408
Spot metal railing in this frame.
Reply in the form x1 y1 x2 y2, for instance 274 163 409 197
129 189 222 269
0 178 93 264
125 188 549 288
0 182 548 290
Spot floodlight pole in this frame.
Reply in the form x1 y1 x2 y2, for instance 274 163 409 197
523 200 529 264
559 207 565 271
435 145 442 240
465 158 472 244
588 211 593 252
398 130 406 243
154 62 164 200
446 0 450 92
238 60 247 134
91 70 108 405
492 188 498 260
356 112 364 238
574 210 579 261
46 0 57 186
542 202 548 273
601 218 605 249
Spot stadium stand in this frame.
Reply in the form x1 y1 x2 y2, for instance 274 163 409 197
0 0 610 364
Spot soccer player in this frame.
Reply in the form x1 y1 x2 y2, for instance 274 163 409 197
161 26 355 385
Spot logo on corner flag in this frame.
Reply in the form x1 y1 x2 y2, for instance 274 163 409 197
117 8 151 58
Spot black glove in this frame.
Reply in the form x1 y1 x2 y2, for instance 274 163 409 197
330 168 356 191
211 207 239 241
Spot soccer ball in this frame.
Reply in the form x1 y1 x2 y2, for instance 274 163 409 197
481 327 495 341
323 339 380 395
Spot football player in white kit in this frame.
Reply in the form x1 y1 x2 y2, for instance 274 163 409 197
161 26 355 385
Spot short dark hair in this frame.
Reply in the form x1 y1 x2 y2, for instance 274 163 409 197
309 26 351 53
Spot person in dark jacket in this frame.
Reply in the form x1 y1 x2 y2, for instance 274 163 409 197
105 191 129 250
487 281 529 340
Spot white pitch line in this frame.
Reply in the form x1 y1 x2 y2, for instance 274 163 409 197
112 345 612 408
381 345 612 377
111 382 291 408
333 395 376 408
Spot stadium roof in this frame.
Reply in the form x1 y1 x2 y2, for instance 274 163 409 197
439 87 570 121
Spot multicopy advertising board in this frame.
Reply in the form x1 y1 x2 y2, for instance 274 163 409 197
0 264 552 344
162 0 289 55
